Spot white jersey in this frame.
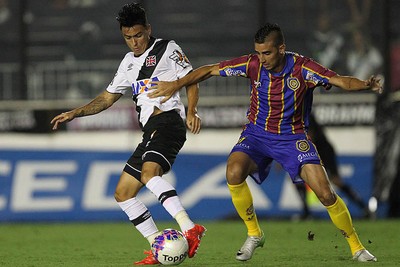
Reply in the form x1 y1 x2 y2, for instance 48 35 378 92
106 37 192 127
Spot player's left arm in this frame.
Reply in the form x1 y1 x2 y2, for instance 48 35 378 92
328 74 383 94
185 83 201 134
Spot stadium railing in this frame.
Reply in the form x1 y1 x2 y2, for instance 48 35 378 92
0 60 376 110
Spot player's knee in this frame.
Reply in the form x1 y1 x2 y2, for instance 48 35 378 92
141 162 164 184
114 192 122 202
226 164 246 185
114 191 124 202
318 191 336 206
114 186 130 202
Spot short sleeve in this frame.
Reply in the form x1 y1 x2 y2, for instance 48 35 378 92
106 54 131 95
219 55 250 77
302 58 337 88
165 41 193 79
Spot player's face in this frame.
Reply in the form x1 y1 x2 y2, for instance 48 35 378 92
254 39 285 73
121 24 151 56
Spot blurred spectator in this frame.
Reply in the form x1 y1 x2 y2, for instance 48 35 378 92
308 13 345 73
346 27 383 80
0 0 10 24
65 20 103 61
52 0 103 9
64 20 106 99
51 0 70 9
346 0 371 27
390 42 400 92
0 0 16 62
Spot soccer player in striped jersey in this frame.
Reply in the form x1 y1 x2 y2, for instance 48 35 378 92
149 23 382 262
51 3 205 265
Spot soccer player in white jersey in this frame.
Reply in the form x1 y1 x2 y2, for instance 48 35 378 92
50 3 206 265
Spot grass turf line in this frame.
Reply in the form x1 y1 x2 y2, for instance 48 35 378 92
0 219 399 266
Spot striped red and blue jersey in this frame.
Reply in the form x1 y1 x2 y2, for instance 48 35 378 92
219 52 336 134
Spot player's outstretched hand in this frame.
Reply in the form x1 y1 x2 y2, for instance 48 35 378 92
50 111 75 130
186 112 201 134
367 75 383 94
149 80 179 103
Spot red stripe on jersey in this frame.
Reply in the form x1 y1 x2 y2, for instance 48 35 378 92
265 73 285 133
247 58 262 124
248 81 259 124
292 61 307 134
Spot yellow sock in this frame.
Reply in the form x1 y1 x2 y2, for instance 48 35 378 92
227 181 261 237
326 195 364 255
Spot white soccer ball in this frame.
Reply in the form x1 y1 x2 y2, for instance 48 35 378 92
151 229 189 265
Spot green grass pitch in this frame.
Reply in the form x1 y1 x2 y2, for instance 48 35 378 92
1 219 399 266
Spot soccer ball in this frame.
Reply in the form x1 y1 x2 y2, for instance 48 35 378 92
151 229 189 265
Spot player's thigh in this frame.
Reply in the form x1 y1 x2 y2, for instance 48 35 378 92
114 171 144 202
300 164 336 205
226 151 257 185
141 161 164 184
144 116 186 175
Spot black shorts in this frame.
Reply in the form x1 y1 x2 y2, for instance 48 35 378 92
123 110 186 181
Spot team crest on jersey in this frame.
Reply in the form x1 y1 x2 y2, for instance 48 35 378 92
146 55 157 67
287 77 300 91
296 140 310 152
169 50 190 68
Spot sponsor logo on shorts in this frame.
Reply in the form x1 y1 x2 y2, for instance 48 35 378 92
296 140 317 163
235 136 250 149
297 152 318 163
235 143 250 149
287 77 300 91
296 140 310 152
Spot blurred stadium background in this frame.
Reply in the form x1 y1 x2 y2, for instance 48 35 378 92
0 0 399 222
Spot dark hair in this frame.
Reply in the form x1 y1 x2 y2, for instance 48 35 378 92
254 23 285 46
116 3 147 29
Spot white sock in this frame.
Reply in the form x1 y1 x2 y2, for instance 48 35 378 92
175 210 195 232
146 176 185 217
117 197 158 241
146 231 162 245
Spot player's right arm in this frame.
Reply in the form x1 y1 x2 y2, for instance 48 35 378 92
50 90 122 130
149 63 220 102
